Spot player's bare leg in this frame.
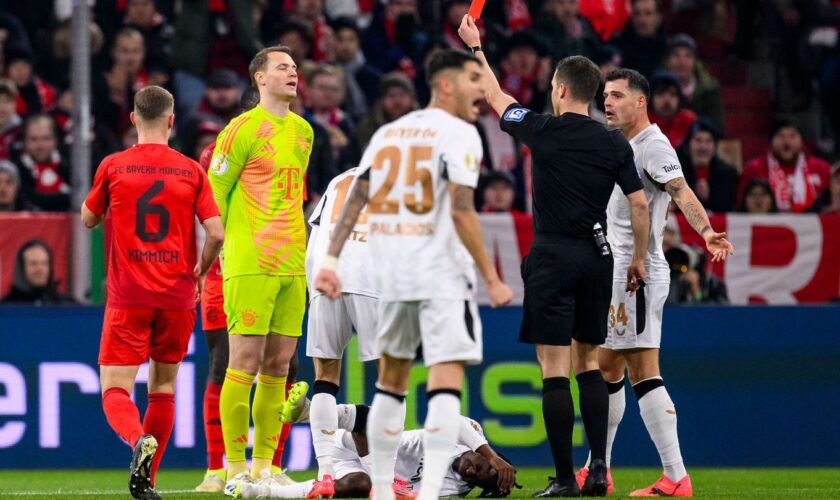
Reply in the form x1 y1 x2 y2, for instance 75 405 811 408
621 348 692 497
197 328 228 492
368 354 412 500
416 361 464 500
100 365 158 499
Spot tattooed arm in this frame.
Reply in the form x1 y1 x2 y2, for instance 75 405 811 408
450 184 513 307
665 177 734 262
314 177 370 299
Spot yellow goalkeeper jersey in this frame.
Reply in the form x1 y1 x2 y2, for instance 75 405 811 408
209 104 314 277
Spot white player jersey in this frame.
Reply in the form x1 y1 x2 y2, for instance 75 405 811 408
357 108 482 301
396 417 488 497
606 124 684 284
307 168 378 298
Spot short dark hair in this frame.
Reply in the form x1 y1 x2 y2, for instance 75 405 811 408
249 46 294 85
0 79 17 99
23 113 57 139
605 68 650 101
553 56 601 103
331 16 360 36
240 86 260 111
425 49 481 88
133 85 174 121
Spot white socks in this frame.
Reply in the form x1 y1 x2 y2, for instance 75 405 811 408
311 393 338 479
367 391 406 500
605 382 626 467
337 403 358 431
638 384 687 482
418 392 461 500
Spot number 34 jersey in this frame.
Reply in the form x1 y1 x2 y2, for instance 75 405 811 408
357 108 483 301
85 144 220 310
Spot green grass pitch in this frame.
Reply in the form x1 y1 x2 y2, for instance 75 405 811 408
1 468 839 499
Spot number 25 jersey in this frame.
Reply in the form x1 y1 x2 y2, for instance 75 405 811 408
357 108 483 301
85 144 220 310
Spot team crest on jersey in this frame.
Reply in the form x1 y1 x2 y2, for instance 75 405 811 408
210 153 228 175
503 107 529 122
465 150 479 172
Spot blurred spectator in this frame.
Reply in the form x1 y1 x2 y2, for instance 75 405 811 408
0 159 31 211
1 239 76 305
332 17 382 123
808 163 840 214
121 125 138 150
613 0 667 78
665 34 725 135
442 0 471 49
324 0 375 26
739 178 777 213
191 121 223 162
534 0 601 63
170 0 263 116
5 49 56 116
95 28 148 136
0 13 33 56
181 69 242 155
665 246 728 305
0 79 22 160
44 19 105 90
278 20 314 64
591 44 622 117
122 0 175 75
51 88 120 168
287 0 334 62
739 118 832 212
305 64 359 170
481 170 522 214
12 114 70 211
677 119 738 213
356 72 417 149
579 0 630 42
648 71 698 148
499 30 551 112
362 0 430 78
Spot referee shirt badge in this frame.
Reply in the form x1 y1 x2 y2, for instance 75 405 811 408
503 107 529 122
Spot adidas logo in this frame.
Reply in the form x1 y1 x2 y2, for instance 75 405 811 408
233 434 249 444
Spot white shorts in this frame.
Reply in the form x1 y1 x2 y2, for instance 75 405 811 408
333 430 368 480
306 294 379 362
377 300 482 366
603 281 667 350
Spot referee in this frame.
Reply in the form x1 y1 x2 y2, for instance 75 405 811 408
460 17 651 497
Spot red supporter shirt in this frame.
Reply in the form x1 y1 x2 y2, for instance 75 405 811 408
86 143 220 310
198 141 223 281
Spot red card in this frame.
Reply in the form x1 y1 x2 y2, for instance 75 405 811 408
468 0 486 19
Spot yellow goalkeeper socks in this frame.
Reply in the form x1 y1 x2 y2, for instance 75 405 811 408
220 368 255 472
251 373 287 477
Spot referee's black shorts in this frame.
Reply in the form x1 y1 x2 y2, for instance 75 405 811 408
519 235 613 346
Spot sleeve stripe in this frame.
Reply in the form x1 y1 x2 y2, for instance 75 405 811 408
218 116 250 155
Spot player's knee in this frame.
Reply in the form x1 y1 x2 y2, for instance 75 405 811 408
335 473 371 498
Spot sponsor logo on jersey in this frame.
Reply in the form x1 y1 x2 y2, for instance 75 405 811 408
210 153 228 175
503 107 529 122
663 164 681 173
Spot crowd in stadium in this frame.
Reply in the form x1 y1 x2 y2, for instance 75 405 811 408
0 0 839 306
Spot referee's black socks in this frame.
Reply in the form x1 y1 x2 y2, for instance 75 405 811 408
542 376 575 481
576 369 609 463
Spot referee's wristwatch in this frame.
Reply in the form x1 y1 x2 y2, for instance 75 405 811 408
470 46 482 54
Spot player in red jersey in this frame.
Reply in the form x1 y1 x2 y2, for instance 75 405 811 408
82 86 224 500
194 87 301 493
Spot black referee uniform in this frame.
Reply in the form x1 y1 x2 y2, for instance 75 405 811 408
499 102 643 496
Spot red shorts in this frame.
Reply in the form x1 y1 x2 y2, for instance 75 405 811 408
99 307 196 365
200 276 227 331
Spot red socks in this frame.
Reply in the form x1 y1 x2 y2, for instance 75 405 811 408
143 392 175 486
203 382 225 470
102 387 145 449
272 382 295 469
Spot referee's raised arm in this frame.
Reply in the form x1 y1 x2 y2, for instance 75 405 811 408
458 15 516 116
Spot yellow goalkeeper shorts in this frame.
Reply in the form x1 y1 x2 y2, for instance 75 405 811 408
223 275 306 336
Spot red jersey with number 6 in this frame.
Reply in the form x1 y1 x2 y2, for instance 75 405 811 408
86 143 220 310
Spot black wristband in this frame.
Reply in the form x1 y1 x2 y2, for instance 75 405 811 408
470 46 482 54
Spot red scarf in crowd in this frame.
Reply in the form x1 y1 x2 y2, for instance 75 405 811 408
20 152 70 195
767 152 816 212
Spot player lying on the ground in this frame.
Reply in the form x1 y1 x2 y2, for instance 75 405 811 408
232 401 517 499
